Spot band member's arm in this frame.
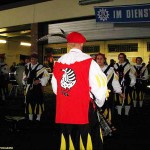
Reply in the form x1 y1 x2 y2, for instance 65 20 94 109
143 68 149 80
51 74 57 94
112 72 122 94
39 69 50 86
89 60 108 107
129 69 136 87
22 71 27 85
113 64 118 70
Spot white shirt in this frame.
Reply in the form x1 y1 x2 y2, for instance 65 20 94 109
133 64 149 80
51 48 108 107
114 62 136 87
101 65 122 94
22 62 50 86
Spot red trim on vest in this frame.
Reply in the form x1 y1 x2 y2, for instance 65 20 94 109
53 58 92 124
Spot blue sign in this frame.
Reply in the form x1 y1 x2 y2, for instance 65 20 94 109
95 4 150 23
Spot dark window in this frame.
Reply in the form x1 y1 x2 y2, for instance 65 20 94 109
83 46 100 53
147 42 150 51
45 46 100 55
108 43 138 52
45 48 67 54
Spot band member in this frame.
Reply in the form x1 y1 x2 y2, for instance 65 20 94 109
10 62 17 72
0 55 10 101
95 53 124 123
51 32 108 150
25 56 30 64
114 53 136 116
132 57 148 107
22 53 50 121
109 59 116 67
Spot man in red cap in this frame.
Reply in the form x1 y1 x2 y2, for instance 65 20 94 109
22 52 50 121
51 32 108 149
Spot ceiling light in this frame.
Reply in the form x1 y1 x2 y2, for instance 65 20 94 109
0 28 7 32
20 42 31 46
0 39 7 43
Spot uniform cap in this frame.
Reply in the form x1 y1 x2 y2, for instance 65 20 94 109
67 32 86 43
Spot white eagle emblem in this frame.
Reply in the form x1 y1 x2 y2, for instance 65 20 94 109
61 68 76 96
97 8 109 21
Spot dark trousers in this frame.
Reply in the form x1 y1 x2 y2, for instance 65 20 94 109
59 102 103 150
115 86 133 105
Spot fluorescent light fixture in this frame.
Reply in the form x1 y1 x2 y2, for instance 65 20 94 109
20 42 31 46
147 85 150 88
79 0 111 5
0 39 7 43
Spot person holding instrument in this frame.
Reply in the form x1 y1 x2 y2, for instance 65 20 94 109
132 57 148 108
51 32 108 150
114 53 136 116
95 53 124 124
22 52 50 121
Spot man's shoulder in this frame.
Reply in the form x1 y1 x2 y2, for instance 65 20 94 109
114 63 118 68
58 53 68 61
58 52 91 63
37 63 43 69
81 52 91 59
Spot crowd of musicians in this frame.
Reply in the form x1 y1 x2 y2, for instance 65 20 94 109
0 32 150 149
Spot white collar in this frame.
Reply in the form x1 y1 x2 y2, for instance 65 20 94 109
31 62 39 67
70 48 82 53
136 64 142 67
100 65 107 72
118 62 126 66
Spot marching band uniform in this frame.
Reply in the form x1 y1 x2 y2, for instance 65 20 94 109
51 32 107 150
114 61 136 116
101 65 122 123
132 64 148 107
22 53 50 121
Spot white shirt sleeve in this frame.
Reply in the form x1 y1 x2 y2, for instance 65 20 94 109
22 71 27 85
129 68 136 87
89 60 108 107
112 72 122 93
51 74 57 94
40 69 50 86
143 68 149 80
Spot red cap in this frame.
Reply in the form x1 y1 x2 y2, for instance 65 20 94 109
67 32 86 43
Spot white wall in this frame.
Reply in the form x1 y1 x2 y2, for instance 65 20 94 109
0 0 149 28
